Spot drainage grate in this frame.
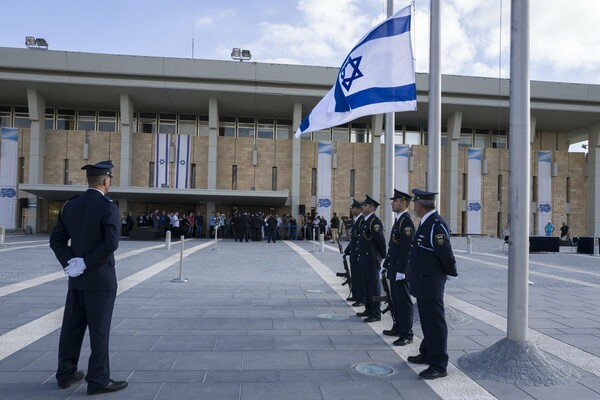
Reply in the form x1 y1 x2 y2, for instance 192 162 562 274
317 313 349 320
351 362 395 377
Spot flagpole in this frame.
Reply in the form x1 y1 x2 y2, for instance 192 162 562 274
427 0 441 197
384 0 395 234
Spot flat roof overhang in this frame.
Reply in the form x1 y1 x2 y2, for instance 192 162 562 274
19 184 289 207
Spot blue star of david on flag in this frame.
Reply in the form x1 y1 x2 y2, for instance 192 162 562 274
159 159 165 165
296 5 416 137
179 160 186 165
340 56 363 91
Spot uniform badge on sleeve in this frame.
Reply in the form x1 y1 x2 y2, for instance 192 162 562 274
374 224 381 232
434 233 446 246
403 227 412 236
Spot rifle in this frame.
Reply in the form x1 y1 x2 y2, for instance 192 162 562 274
335 238 352 298
373 269 396 325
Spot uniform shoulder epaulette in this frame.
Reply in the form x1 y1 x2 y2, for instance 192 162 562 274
102 195 115 203
60 195 79 214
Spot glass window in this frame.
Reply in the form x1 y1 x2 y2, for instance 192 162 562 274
257 118 274 139
198 115 209 136
56 108 75 130
178 114 197 135
350 123 368 143
219 116 235 137
276 119 292 139
459 128 473 147
238 117 255 138
492 130 507 149
139 112 157 134
77 109 96 131
158 113 176 134
475 129 489 148
45 107 55 129
13 106 31 128
332 124 349 142
405 126 421 145
314 128 331 142
98 110 117 132
0 105 10 127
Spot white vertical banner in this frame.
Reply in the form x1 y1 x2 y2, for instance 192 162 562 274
155 133 170 188
175 134 191 189
0 127 18 229
537 150 552 235
317 142 332 224
394 144 409 193
467 148 482 234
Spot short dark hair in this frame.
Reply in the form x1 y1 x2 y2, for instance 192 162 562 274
416 199 435 210
87 174 107 187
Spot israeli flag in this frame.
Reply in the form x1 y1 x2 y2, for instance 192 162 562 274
295 5 416 137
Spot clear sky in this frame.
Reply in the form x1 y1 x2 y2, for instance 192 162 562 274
2 0 600 85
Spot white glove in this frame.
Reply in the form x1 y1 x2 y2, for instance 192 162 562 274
65 257 87 277
446 275 458 281
395 272 405 281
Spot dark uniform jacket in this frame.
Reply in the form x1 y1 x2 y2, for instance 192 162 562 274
344 214 364 263
385 211 415 277
408 211 458 299
50 189 120 291
356 214 387 269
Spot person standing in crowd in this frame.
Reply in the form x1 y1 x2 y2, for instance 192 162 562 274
383 189 415 346
171 211 181 238
545 221 555 236
330 212 340 243
49 161 128 395
355 195 386 323
208 212 216 238
121 212 128 236
238 212 250 242
289 215 298 240
194 213 204 238
560 222 569 240
407 189 458 380
266 213 278 243
343 216 353 241
344 199 365 306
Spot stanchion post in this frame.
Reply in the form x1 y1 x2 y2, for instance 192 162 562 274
165 230 171 250
594 237 599 257
312 228 316 253
213 226 219 251
466 235 472 254
171 235 188 283
0 226 6 247
319 233 325 252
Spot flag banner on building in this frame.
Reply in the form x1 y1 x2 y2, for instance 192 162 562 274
295 5 416 137
175 134 191 189
394 144 410 193
317 142 332 225
155 133 170 188
467 148 482 234
537 150 552 235
0 127 18 229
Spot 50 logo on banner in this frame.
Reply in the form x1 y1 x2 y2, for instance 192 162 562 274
467 202 481 212
538 203 552 213
317 198 331 208
0 187 17 198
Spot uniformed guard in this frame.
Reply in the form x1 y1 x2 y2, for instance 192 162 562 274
49 161 128 395
343 199 365 305
355 195 387 322
406 188 458 380
383 189 415 346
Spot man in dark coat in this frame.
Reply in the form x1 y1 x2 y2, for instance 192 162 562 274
49 161 128 395
383 189 415 346
266 213 278 243
354 195 387 322
344 199 365 306
407 188 458 380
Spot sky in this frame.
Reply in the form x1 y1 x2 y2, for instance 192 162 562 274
2 0 600 85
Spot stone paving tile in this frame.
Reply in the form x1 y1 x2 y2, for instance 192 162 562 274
275 336 334 350
519 381 600 400
307 350 371 369
204 370 279 383
156 382 240 400
329 335 391 350
221 318 274 330
0 382 82 400
247 329 299 336
243 351 311 370
390 379 444 400
320 380 407 400
215 336 276 351
279 369 352 382
172 351 244 370
300 329 352 336
109 350 180 371
0 371 53 384
273 318 325 330
0 351 49 372
241 381 322 400
128 370 206 383
580 376 600 395
109 335 161 351
549 334 600 347
473 379 536 399
151 335 217 351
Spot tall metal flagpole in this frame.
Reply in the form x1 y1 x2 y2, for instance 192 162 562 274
427 0 441 196
384 0 395 233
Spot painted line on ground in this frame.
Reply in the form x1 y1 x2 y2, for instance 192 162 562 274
0 244 49 253
0 240 214 362
286 240 496 400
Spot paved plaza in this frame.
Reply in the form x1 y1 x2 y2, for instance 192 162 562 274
1 233 600 399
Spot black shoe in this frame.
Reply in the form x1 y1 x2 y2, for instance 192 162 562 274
351 302 364 307
363 316 381 322
382 328 399 336
87 380 128 395
356 311 368 317
346 296 356 302
57 371 84 389
393 337 413 346
407 354 429 365
419 367 447 380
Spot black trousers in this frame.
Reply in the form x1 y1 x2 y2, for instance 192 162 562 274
57 289 116 389
390 278 413 339
360 266 380 318
349 261 364 302
416 298 448 370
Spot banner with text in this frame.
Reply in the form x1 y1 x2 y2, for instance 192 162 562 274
0 127 18 229
175 134 191 189
467 148 482 234
537 151 552 235
394 144 409 193
155 133 170 188
317 142 332 225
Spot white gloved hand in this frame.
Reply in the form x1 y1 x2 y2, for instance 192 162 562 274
395 272 405 281
446 275 458 281
66 257 87 277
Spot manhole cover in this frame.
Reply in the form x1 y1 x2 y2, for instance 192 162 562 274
317 313 349 320
351 362 395 376
306 289 325 293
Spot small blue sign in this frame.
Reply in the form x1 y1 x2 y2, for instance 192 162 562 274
539 203 551 213
467 202 481 212
318 198 331 208
0 188 16 198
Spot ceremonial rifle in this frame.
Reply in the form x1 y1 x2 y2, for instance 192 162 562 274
335 238 352 297
373 269 396 325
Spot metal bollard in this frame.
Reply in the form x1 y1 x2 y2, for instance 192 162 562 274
0 226 6 247
165 230 172 250
171 235 188 283
319 233 325 252
312 228 317 253
213 226 219 251
466 236 472 254
595 237 599 257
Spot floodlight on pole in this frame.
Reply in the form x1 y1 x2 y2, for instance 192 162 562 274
25 36 48 50
231 48 251 62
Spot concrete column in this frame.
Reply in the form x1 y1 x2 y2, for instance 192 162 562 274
371 114 383 212
587 124 600 237
208 98 218 190
445 112 462 233
26 89 46 233
291 103 302 218
119 94 134 187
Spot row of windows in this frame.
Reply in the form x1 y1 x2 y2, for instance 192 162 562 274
0 105 507 147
